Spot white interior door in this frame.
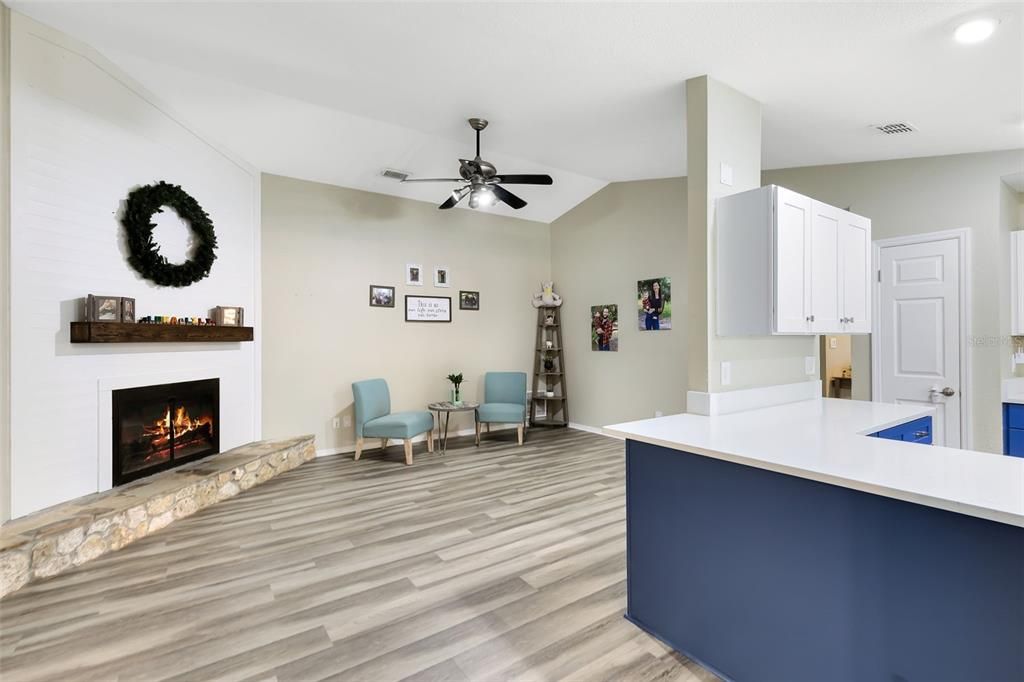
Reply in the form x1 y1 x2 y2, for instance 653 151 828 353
810 201 841 333
774 188 812 333
840 212 872 334
877 238 962 447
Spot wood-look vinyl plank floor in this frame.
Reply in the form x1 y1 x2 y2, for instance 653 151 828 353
0 429 719 682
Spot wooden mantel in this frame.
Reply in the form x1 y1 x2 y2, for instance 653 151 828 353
70 322 254 343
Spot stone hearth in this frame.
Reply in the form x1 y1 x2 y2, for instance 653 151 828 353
0 436 315 598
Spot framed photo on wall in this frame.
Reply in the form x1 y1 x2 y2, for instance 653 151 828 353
406 263 423 286
214 306 245 327
459 290 480 310
637 277 671 331
591 304 619 351
405 295 452 323
434 266 451 288
86 294 121 323
369 285 395 308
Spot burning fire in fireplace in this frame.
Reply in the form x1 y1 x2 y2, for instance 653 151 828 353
143 405 215 450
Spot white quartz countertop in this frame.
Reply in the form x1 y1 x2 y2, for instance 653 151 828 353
605 398 1024 528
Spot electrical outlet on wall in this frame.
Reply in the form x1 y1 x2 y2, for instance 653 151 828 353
721 361 732 386
655 410 664 418
343 415 352 428
805 356 817 375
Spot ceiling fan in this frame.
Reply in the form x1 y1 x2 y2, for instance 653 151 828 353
402 118 553 210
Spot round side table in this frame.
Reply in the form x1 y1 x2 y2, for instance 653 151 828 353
427 402 479 454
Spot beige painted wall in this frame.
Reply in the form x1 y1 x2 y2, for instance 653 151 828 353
261 174 551 453
765 148 1024 453
0 4 10 523
549 178 688 429
822 335 853 398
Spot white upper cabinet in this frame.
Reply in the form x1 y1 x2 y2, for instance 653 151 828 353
717 185 872 336
1013 231 1024 336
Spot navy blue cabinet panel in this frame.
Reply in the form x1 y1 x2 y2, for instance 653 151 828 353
1006 404 1024 430
872 416 932 444
1008 429 1024 458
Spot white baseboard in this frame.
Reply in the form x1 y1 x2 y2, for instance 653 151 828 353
686 380 822 417
569 422 623 440
316 424 518 458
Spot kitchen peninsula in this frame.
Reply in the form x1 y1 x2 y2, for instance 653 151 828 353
606 398 1024 682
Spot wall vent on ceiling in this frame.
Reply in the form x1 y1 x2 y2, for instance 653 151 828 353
872 122 917 136
381 168 410 181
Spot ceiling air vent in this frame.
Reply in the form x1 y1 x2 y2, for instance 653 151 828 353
381 168 410 181
872 122 917 136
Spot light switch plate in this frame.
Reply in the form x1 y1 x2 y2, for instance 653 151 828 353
830 337 838 349
342 415 352 427
805 356 817 375
721 361 732 386
720 162 734 186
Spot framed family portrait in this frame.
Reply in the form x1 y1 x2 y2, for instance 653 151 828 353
591 304 619 352
434 266 451 288
459 290 480 310
637 277 671 330
120 297 136 323
406 263 423 286
214 306 245 327
86 294 121 323
369 285 395 308
405 295 452 323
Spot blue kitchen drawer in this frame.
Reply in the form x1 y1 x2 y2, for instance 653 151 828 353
872 416 932 444
1008 429 1024 458
1005 404 1024 430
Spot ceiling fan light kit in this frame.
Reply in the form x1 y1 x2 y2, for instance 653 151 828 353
403 118 554 211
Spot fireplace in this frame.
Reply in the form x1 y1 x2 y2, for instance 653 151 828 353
112 378 220 486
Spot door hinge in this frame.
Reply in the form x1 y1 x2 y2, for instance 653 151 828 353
877 270 882 283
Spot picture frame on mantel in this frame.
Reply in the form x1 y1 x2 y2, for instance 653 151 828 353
405 295 452 323
86 294 121 323
214 306 244 327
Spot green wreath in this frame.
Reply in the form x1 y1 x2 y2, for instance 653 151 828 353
121 181 218 287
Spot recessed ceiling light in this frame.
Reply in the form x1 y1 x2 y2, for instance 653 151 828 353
954 18 997 44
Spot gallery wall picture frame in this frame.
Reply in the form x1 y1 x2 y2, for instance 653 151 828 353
214 306 245 327
86 294 122 323
459 290 480 310
434 266 451 288
406 263 424 286
405 295 452 323
120 297 136 323
591 303 619 352
369 284 396 308
637 277 672 331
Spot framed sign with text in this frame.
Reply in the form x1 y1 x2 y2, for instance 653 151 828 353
405 295 452 323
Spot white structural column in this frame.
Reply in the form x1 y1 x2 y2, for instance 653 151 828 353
686 75 817 405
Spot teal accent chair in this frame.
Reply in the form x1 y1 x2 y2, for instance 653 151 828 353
476 372 528 446
352 378 434 465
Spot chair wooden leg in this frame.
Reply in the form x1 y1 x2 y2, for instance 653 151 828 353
380 438 388 450
517 424 524 446
486 423 491 434
426 430 434 453
475 421 481 446
354 438 363 461
403 438 413 465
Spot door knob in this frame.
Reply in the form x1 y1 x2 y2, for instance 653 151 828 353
929 386 956 397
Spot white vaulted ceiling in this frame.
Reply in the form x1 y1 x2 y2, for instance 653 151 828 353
12 1 1024 223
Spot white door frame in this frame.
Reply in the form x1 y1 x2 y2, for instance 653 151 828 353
871 228 972 449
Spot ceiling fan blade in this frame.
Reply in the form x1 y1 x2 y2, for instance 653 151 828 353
495 174 553 185
492 184 527 210
439 187 469 210
402 178 464 183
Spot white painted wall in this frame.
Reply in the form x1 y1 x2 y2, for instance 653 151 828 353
8 13 260 518
1 5 12 523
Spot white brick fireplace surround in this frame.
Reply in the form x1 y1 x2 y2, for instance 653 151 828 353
6 14 261 518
